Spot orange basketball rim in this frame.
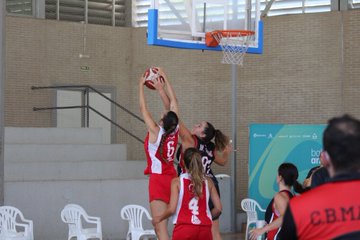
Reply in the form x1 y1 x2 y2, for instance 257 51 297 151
205 30 255 47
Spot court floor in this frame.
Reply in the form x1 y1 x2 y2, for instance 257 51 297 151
222 232 245 240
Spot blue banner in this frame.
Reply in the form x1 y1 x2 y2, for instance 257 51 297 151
248 124 326 216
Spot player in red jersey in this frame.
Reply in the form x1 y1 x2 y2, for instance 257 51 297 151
139 69 179 240
152 147 222 240
249 163 305 240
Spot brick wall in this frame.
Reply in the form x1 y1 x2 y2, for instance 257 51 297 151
5 10 360 209
343 11 360 116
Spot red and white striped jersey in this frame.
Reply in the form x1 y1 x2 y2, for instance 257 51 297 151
144 125 179 175
172 173 212 226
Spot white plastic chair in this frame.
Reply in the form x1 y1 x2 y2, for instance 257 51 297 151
61 204 102 240
0 206 34 240
120 205 156 240
241 198 266 240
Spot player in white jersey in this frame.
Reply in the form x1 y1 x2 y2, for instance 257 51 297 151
139 68 179 240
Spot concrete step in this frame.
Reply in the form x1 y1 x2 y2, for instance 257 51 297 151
5 127 104 144
5 160 148 181
5 143 127 162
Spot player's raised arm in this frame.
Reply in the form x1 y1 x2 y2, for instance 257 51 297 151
139 74 158 136
158 68 178 116
179 121 195 149
152 69 171 111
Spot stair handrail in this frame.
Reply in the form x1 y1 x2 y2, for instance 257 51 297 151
31 85 145 144
31 85 144 123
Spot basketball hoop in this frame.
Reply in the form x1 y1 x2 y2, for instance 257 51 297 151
205 30 255 66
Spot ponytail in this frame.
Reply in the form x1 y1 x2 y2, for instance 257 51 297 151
159 111 178 162
278 163 306 194
184 148 204 198
214 129 229 151
159 125 177 163
293 180 306 194
203 122 229 151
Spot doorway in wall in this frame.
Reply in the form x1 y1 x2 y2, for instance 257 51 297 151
55 87 116 144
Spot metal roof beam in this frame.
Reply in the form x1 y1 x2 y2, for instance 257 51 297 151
261 0 276 18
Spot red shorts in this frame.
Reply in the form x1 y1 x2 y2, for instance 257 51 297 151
149 173 176 204
172 224 212 240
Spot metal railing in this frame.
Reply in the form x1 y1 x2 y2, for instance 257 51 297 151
31 85 144 144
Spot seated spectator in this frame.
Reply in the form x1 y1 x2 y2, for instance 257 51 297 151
281 114 360 240
310 151 330 188
303 151 330 190
302 166 320 189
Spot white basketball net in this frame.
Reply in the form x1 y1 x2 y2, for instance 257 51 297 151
212 31 254 66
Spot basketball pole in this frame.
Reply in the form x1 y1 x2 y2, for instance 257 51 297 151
0 0 5 205
231 63 237 232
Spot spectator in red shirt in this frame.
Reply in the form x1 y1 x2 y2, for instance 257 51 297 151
281 114 360 240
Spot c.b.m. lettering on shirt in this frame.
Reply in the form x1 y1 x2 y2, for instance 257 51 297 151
310 206 360 225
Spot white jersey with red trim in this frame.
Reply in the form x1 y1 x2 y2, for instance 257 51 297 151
172 173 212 226
144 125 179 175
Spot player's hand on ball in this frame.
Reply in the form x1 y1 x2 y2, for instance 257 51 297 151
157 67 167 82
153 77 165 91
143 67 162 90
